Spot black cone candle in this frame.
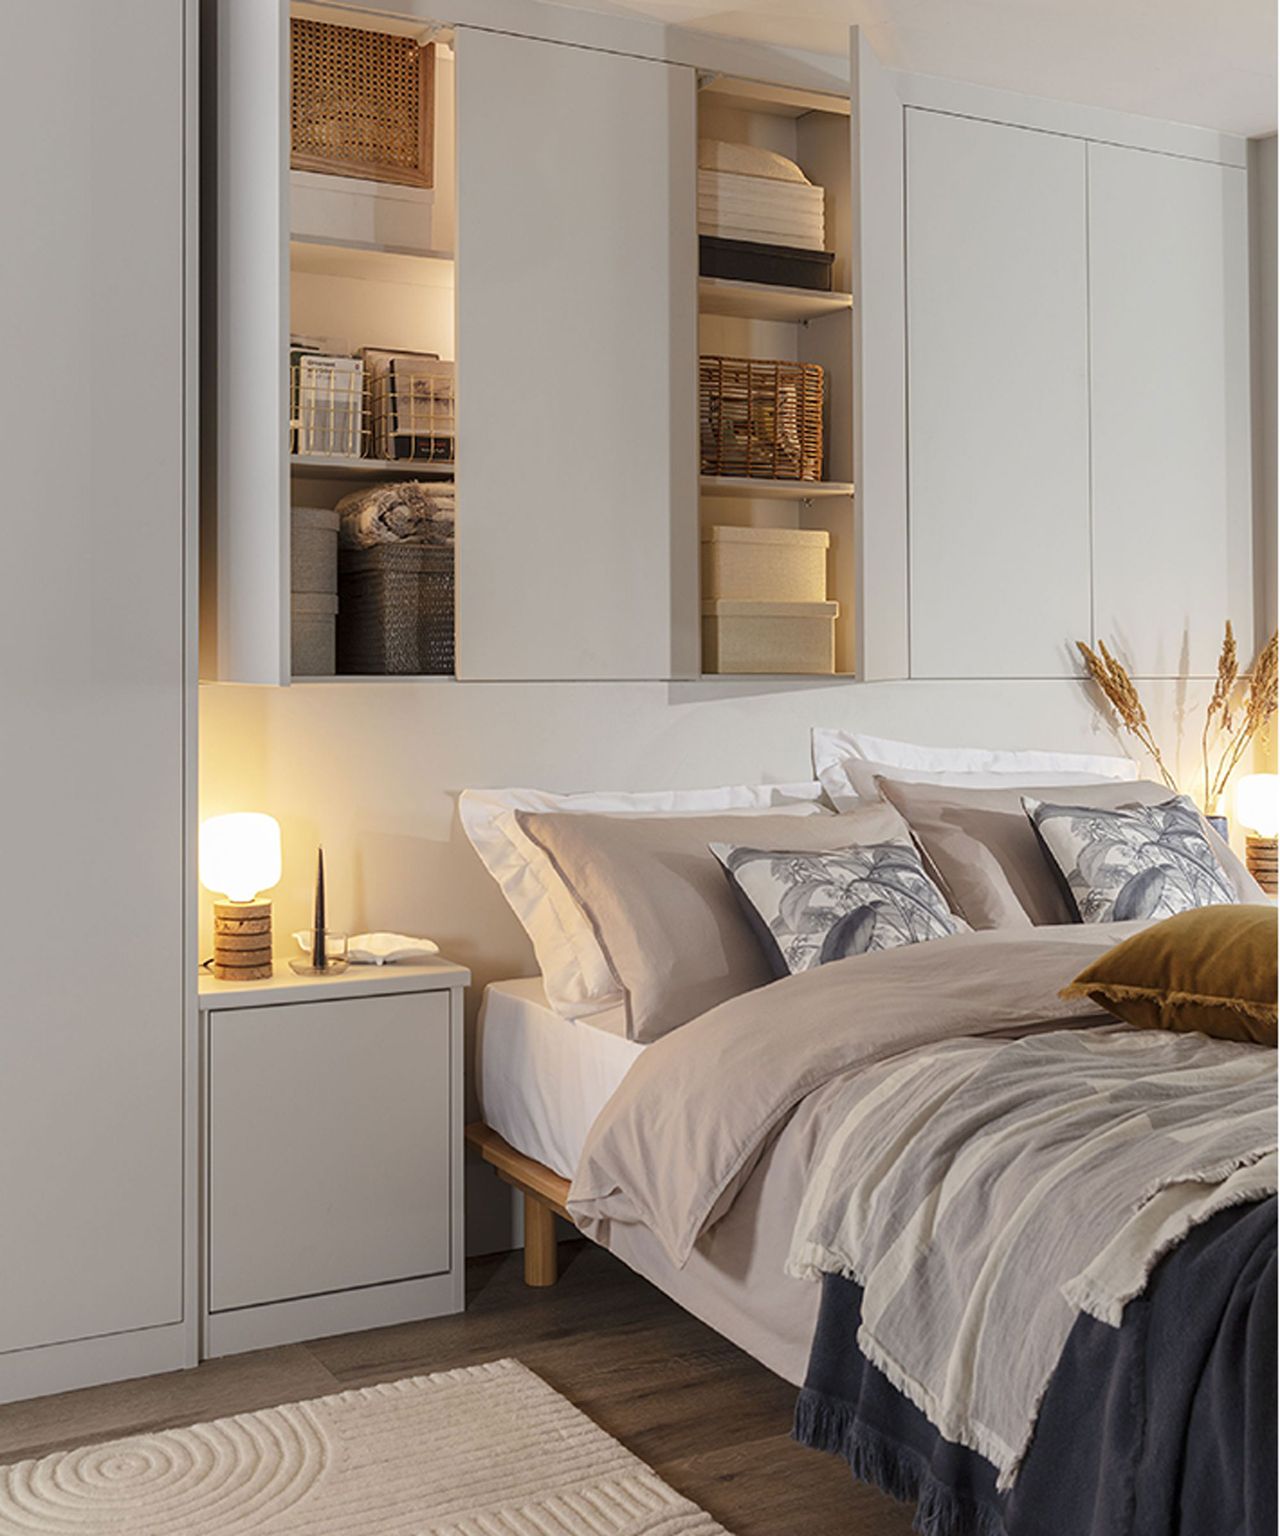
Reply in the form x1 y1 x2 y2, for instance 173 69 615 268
313 846 327 972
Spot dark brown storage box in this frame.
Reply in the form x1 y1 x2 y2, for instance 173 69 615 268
337 545 454 675
699 236 835 292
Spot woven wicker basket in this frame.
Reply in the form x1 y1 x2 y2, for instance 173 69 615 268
291 18 434 188
700 356 824 481
338 545 454 675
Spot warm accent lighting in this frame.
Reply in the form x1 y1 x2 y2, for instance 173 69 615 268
1236 775 1280 839
199 813 282 902
1235 774 1279 897
199 813 283 981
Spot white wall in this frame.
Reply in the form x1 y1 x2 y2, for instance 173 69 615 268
201 678 1226 984
1251 134 1277 645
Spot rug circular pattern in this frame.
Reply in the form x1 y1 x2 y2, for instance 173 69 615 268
0 1361 729 1535
0 1404 327 1532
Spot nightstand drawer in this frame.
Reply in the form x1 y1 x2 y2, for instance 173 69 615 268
208 990 451 1313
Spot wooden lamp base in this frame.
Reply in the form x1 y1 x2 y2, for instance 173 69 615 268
1246 837 1278 897
213 899 274 980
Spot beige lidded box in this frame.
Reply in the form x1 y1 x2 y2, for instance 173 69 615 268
702 525 829 603
702 598 839 675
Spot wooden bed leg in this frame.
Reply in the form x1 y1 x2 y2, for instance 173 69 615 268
524 1194 559 1287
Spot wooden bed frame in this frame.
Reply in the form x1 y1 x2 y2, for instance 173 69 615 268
465 1122 570 1287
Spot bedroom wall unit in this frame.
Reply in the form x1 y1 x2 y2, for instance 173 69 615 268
854 53 1255 681
205 8 1256 690
0 0 196 1404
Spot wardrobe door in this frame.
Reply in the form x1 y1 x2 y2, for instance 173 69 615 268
203 0 290 685
1089 144 1252 675
454 28 699 680
905 110 1091 678
0 0 190 1376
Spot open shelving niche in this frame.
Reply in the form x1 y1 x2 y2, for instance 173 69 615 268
288 8 457 683
696 74 856 679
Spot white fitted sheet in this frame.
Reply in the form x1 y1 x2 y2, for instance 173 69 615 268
476 978 645 1180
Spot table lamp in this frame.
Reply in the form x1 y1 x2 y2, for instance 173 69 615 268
199 812 283 979
1235 774 1278 896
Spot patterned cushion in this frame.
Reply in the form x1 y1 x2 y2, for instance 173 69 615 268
1022 794 1238 924
710 839 967 976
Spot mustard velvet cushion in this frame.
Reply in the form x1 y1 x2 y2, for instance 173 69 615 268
1063 904 1278 1046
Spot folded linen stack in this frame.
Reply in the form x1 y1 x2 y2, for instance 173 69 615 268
336 481 455 549
697 139 825 252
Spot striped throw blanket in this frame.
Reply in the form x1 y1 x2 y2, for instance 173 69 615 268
787 1024 1277 1488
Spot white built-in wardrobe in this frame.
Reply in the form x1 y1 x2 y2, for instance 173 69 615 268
0 0 196 1403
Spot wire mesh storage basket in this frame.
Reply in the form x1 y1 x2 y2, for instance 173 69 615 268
700 356 824 481
363 350 456 464
291 352 365 458
338 545 455 675
291 17 435 188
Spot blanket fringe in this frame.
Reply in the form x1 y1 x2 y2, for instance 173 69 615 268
793 1390 1008 1536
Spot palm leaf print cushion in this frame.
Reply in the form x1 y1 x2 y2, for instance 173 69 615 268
1022 794 1238 923
710 839 967 976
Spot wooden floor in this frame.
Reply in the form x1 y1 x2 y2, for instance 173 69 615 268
0 1243 917 1535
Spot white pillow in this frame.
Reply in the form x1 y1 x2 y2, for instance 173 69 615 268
459 781 827 1020
811 729 1138 812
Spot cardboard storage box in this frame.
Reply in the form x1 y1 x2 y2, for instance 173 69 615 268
702 525 829 602
702 598 838 675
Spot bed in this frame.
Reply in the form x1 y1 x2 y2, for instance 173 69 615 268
461 740 1277 1534
470 930 1277 1536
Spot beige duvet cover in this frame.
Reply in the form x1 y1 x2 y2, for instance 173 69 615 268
568 925 1135 1270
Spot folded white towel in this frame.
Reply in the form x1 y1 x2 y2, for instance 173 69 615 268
698 203 825 236
699 169 825 205
699 220 826 252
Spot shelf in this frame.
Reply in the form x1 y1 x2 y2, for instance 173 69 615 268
698 77 850 119
290 238 455 286
292 674 456 685
700 476 854 500
698 278 853 323
291 455 455 482
700 673 856 681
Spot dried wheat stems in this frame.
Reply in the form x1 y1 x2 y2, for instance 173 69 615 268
1075 638 1179 792
1076 624 1278 810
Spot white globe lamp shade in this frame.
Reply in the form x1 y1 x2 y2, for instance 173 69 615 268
199 813 283 903
1235 774 1280 839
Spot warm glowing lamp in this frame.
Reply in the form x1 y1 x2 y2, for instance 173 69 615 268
1235 774 1279 896
199 813 282 979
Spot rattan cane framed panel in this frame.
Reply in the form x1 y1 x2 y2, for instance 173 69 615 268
291 17 434 188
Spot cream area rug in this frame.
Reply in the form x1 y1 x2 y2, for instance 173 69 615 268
0 1359 730 1534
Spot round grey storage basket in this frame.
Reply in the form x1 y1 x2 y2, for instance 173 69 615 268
337 544 454 675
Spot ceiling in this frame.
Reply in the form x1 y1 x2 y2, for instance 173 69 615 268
556 0 1278 136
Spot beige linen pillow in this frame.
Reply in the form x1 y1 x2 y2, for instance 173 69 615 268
458 781 826 1022
877 777 1263 929
516 803 912 1042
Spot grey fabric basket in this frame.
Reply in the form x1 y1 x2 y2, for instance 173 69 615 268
291 506 340 595
337 544 454 675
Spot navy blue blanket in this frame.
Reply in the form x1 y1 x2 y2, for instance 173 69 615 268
794 1196 1277 1536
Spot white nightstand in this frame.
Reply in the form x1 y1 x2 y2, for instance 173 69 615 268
197 958 469 1358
